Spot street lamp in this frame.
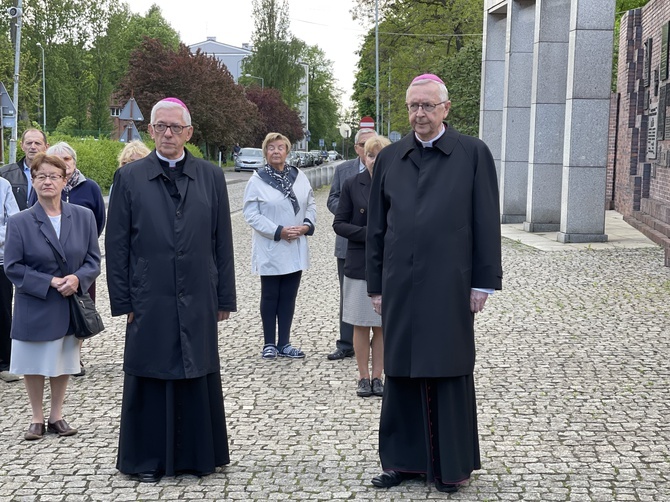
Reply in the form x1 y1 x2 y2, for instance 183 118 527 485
298 61 309 150
244 74 264 89
36 42 46 131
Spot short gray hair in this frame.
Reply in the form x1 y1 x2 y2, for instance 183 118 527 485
47 141 77 164
355 128 377 144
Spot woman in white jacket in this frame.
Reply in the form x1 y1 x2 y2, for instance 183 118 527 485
243 133 316 360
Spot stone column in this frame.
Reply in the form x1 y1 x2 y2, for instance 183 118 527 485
557 0 615 243
499 0 536 223
479 8 507 185
524 0 571 232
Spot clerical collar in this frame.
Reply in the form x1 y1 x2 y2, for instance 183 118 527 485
156 150 186 168
415 124 446 148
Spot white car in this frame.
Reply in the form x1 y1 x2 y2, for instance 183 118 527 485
234 148 265 172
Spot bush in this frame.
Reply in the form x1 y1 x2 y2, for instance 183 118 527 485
20 134 205 194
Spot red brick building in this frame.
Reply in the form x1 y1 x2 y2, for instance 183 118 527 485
612 1 670 265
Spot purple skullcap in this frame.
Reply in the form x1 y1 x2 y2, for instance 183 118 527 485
411 73 445 85
160 97 190 114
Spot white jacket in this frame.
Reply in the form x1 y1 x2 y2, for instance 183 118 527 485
243 168 316 276
0 177 20 264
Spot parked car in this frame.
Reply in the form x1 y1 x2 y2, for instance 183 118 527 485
296 151 314 167
234 147 265 172
327 150 342 161
309 150 323 165
287 151 302 167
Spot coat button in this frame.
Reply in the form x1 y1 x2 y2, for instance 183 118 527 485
360 208 365 213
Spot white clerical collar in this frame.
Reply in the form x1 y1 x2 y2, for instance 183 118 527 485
156 150 186 167
415 124 446 148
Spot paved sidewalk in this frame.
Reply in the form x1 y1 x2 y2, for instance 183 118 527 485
1 184 669 501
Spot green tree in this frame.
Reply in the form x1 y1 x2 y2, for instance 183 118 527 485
351 0 483 134
244 0 306 108
301 45 341 150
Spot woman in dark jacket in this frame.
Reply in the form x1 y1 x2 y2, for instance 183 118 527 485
5 152 101 440
333 135 391 397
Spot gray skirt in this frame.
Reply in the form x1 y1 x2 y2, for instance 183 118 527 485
10 334 80 377
342 276 382 327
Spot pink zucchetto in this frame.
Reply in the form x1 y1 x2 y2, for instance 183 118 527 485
160 97 190 114
411 74 445 85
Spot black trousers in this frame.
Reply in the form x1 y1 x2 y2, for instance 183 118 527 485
0 265 13 371
260 271 302 348
335 258 354 351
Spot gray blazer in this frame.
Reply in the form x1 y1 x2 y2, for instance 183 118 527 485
327 159 362 259
4 201 101 342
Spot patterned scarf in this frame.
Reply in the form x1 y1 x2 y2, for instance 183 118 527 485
260 163 299 215
64 168 82 196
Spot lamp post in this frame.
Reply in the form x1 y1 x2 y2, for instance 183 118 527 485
298 61 309 150
36 42 46 131
244 74 264 89
8 0 24 163
375 0 380 134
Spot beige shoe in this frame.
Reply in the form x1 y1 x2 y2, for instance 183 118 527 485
0 370 21 382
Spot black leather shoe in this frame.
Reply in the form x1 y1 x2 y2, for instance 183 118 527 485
371 470 420 488
327 348 355 360
137 471 163 483
435 480 460 493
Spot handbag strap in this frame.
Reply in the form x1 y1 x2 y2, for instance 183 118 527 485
29 206 69 278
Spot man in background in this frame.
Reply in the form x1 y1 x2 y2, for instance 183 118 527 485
326 127 376 360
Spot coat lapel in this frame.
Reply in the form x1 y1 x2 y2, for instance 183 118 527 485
59 203 73 248
32 202 66 261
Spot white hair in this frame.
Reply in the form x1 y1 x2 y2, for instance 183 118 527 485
150 100 191 125
406 79 449 102
355 128 377 143
47 141 77 163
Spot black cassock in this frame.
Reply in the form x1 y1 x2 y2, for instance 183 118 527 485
107 152 236 476
366 125 502 484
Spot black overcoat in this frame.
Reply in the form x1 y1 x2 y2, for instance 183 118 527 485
366 125 502 378
332 169 371 280
106 151 236 380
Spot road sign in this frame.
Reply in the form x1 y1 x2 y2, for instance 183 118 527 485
359 116 375 129
0 82 17 128
319 138 324 147
305 129 311 142
339 123 351 138
332 141 337 148
389 131 402 142
118 97 144 121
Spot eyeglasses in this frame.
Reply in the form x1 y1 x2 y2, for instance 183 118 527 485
152 123 189 134
356 142 366 148
406 101 446 113
33 173 63 182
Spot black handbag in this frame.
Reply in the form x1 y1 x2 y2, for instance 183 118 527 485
35 208 105 339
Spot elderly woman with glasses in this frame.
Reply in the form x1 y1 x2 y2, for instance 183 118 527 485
243 132 316 360
4 152 101 440
29 142 106 377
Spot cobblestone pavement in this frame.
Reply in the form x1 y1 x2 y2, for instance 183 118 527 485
1 181 669 501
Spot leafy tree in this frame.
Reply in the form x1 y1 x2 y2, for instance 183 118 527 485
118 38 261 157
244 0 306 108
244 87 304 145
300 45 341 150
351 0 483 134
437 39 482 137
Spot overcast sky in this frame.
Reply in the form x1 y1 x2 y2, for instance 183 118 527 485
128 0 368 109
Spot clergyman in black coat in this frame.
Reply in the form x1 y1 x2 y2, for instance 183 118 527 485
106 97 236 483
366 74 503 493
